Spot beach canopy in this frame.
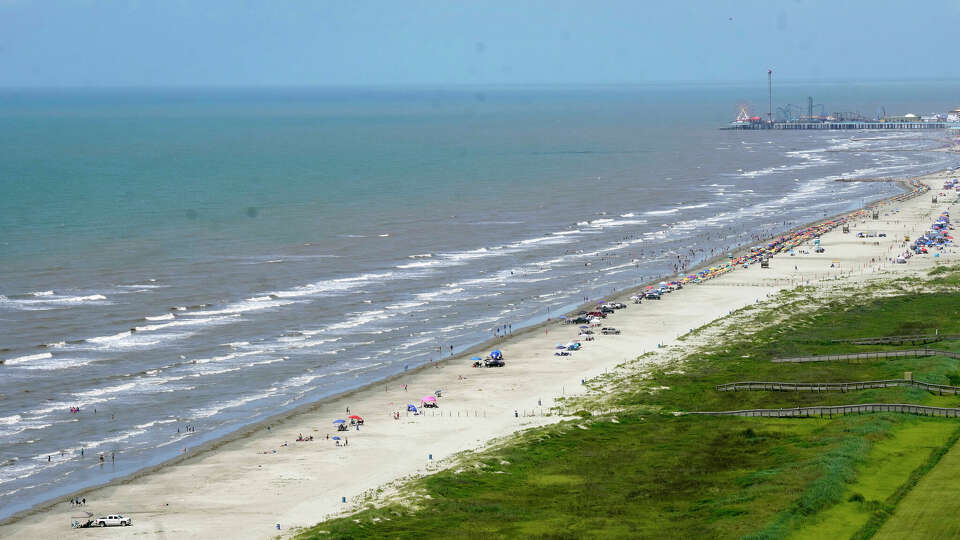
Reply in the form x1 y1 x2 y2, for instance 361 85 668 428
470 356 482 361
579 325 590 329
348 415 363 421
332 436 341 440
421 395 437 402
333 419 346 424
490 350 502 360
407 404 418 412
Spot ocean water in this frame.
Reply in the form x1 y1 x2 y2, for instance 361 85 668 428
0 83 956 518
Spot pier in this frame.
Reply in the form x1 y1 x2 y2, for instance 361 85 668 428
722 121 956 131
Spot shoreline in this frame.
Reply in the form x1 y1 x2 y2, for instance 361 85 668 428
0 170 943 537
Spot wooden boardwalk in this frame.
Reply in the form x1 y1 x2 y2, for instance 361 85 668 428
686 403 960 418
716 379 960 395
831 334 960 346
772 349 960 364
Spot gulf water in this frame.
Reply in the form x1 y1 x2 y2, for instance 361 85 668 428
0 83 956 518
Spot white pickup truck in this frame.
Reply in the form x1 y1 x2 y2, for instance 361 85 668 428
95 514 132 527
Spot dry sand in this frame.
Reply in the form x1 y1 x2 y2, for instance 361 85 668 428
3 170 958 539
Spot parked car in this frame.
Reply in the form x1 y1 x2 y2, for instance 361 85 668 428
600 327 620 335
644 291 661 300
95 515 132 527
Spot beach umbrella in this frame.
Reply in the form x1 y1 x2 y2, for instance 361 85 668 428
332 436 341 441
579 325 589 329
407 404 418 412
470 356 482 361
333 419 346 424
348 415 363 421
421 395 437 402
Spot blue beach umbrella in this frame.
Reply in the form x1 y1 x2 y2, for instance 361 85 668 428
470 356 482 361
333 419 346 424
332 436 341 440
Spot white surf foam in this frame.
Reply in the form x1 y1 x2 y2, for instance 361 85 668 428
3 352 52 366
189 388 279 419
184 299 296 316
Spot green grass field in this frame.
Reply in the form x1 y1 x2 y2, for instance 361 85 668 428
873 429 960 539
295 290 960 540
788 420 959 540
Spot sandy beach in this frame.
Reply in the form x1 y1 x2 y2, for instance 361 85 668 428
2 169 957 539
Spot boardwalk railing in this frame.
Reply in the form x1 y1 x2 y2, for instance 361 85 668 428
716 379 960 395
772 348 960 364
831 334 960 345
686 403 960 418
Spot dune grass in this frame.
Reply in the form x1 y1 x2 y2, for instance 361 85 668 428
295 292 960 540
295 415 901 539
612 293 960 415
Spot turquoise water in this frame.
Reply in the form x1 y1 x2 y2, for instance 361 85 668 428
0 84 955 519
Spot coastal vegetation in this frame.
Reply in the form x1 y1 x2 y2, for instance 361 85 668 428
295 281 960 539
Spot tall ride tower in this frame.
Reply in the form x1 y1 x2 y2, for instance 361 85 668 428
767 69 773 125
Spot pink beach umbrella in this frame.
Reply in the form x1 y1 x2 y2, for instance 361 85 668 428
421 395 437 403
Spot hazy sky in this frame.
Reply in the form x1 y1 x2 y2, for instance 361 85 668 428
1 0 957 87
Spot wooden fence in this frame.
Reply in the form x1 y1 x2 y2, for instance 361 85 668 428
686 403 960 418
716 379 960 395
831 334 960 346
772 349 960 364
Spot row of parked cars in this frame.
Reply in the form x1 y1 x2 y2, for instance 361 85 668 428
631 280 683 302
567 302 628 325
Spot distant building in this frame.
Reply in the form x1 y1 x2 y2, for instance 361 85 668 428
948 107 960 122
883 113 920 122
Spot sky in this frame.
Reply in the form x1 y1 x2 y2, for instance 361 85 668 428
1 0 958 87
